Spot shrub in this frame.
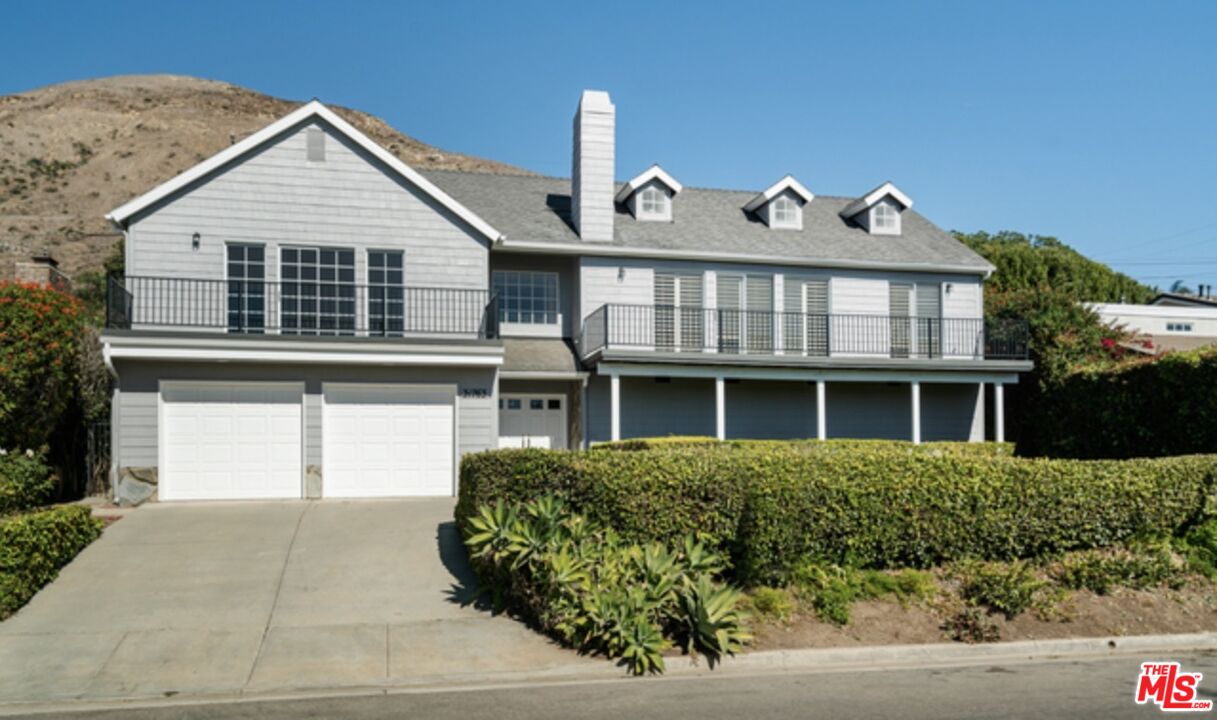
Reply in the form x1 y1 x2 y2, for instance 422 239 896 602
1027 347 1217 459
943 607 1001 643
953 561 1047 619
748 587 795 622
1178 519 1217 579
460 446 1217 587
0 449 54 515
0 282 88 450
0 504 103 619
1052 546 1184 594
457 448 749 555
462 496 749 675
789 563 938 625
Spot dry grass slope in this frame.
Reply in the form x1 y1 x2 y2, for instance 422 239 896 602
0 75 529 278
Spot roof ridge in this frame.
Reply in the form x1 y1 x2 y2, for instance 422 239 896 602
423 168 863 200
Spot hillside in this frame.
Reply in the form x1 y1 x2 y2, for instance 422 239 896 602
0 75 529 278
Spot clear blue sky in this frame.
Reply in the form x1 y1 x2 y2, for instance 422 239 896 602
3 1 1215 290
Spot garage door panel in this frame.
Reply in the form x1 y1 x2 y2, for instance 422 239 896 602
162 382 303 501
322 384 454 498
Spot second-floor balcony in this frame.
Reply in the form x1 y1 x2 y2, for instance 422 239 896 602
580 303 1029 363
105 275 500 340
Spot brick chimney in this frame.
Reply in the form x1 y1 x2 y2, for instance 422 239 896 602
571 90 615 242
15 251 71 292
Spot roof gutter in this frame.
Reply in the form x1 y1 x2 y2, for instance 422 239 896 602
494 239 995 277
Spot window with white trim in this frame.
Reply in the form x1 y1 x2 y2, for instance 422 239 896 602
874 202 898 230
1167 322 1194 332
771 195 799 228
367 250 404 336
638 185 669 219
493 270 559 325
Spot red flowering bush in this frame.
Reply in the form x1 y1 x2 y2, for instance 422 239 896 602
0 283 87 450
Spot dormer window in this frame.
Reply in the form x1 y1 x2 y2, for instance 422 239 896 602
771 195 798 227
874 202 897 230
617 165 682 222
839 181 913 236
743 175 814 230
639 185 670 218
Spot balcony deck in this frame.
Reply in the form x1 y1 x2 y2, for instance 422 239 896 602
579 303 1030 368
106 275 499 341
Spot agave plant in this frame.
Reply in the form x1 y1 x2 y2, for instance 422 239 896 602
679 575 752 665
464 499 518 562
681 536 726 577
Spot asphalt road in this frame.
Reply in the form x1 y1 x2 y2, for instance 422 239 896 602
12 651 1217 720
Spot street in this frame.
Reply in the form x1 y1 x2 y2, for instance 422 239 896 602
13 651 1216 720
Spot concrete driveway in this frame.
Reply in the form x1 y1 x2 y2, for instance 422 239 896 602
0 500 591 707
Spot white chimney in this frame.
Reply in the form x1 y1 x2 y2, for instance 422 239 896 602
571 90 615 242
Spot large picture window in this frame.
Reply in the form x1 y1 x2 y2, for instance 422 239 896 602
492 270 558 325
280 246 356 335
226 244 265 332
368 250 405 336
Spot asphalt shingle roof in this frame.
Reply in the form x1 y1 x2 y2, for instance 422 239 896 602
424 170 993 273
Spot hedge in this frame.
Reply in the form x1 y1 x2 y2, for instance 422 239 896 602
457 445 1217 586
0 505 103 619
1025 347 1217 459
0 450 54 516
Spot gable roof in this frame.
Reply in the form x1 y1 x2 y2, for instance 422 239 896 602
742 175 814 212
105 100 504 242
423 170 993 275
839 181 914 219
614 164 683 204
1151 292 1217 308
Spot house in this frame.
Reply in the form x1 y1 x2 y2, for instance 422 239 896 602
100 90 1031 502
1091 298 1217 352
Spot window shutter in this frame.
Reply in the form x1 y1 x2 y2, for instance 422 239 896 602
889 283 912 358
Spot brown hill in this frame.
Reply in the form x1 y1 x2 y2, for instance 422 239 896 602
0 75 530 279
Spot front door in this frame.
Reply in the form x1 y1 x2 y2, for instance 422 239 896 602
498 394 567 449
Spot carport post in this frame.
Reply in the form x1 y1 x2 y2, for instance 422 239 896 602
715 376 726 440
816 380 826 440
610 373 621 442
994 382 1005 443
911 380 922 444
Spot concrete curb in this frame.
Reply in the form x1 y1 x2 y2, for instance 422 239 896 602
3 632 1215 716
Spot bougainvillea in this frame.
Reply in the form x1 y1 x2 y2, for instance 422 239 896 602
0 282 87 450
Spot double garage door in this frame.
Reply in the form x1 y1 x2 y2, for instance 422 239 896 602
160 382 454 501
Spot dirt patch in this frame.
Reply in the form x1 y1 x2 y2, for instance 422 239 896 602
0 74 532 279
748 582 1217 651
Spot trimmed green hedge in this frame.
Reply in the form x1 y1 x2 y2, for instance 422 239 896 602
0 451 54 516
0 505 103 619
457 445 1217 586
1027 347 1217 459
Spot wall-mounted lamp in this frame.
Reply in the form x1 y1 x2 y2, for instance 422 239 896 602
945 282 954 295
191 232 201 251
617 266 626 282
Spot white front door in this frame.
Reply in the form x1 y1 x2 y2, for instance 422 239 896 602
322 384 455 498
160 382 303 501
498 394 567 449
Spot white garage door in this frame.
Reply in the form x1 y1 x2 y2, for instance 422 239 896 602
322 384 455 498
161 382 303 501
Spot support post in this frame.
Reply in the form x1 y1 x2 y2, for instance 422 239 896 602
715 376 726 440
994 382 1005 443
610 373 621 442
911 381 921 444
816 380 827 441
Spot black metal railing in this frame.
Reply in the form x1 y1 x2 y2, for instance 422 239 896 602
106 275 499 339
580 304 1029 361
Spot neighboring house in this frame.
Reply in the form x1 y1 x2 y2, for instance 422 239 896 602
1091 299 1217 352
100 91 1031 502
